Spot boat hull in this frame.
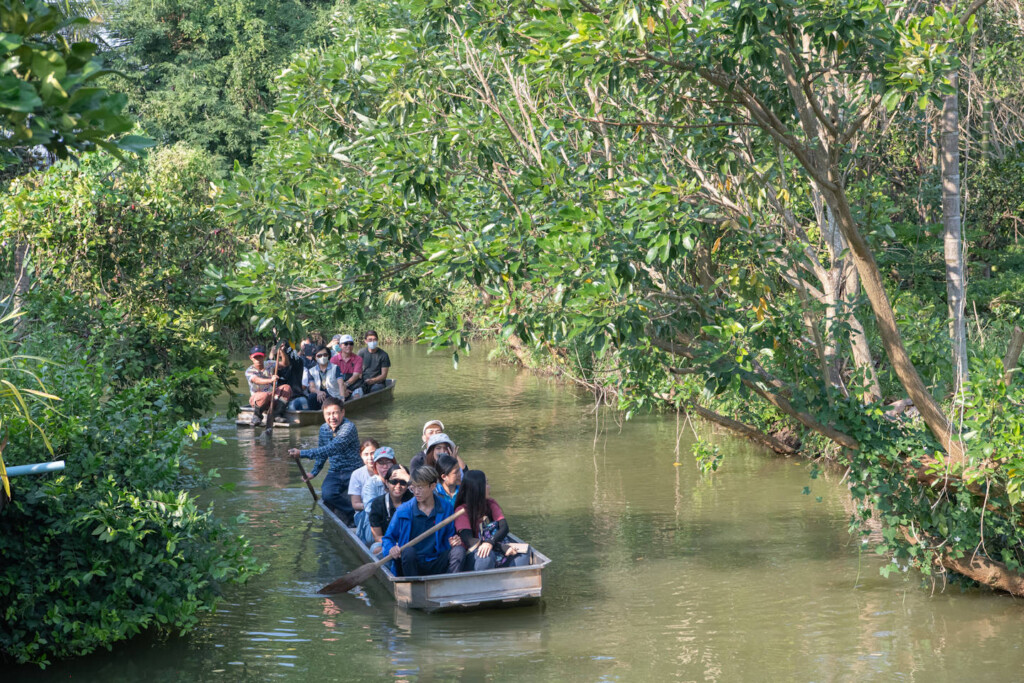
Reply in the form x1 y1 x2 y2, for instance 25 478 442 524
319 500 550 612
236 379 395 427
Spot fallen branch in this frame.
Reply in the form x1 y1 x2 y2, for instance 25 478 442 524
685 400 799 455
904 528 1024 597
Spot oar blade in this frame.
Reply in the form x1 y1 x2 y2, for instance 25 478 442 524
318 561 377 595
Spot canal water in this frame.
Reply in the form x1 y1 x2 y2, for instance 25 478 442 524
20 344 1024 681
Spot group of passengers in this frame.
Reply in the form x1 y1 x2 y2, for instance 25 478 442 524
287 413 529 577
244 330 391 426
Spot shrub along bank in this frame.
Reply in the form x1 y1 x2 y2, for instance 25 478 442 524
0 151 263 667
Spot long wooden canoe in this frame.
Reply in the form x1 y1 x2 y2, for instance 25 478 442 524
236 379 396 428
319 500 551 612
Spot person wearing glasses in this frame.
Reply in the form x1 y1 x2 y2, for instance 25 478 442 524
289 344 339 411
366 462 410 554
353 442 400 544
382 466 464 576
359 446 398 512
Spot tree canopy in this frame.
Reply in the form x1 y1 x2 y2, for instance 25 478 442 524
216 0 1024 593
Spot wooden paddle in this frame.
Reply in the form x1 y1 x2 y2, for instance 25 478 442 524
264 344 283 432
264 376 279 430
318 507 466 595
293 455 318 501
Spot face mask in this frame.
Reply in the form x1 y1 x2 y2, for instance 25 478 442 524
332 345 342 353
317 356 329 366
367 341 378 350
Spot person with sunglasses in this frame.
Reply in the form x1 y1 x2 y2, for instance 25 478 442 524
288 344 337 411
367 464 413 556
330 334 364 400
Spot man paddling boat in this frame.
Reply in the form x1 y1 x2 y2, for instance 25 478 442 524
289 397 360 525
244 345 292 426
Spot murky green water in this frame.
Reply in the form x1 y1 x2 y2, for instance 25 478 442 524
17 343 1024 681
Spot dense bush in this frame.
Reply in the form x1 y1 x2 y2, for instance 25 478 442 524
0 149 262 667
0 330 263 666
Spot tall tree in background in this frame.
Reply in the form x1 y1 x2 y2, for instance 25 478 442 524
104 0 336 164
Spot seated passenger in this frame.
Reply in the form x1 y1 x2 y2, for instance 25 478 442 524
245 345 292 426
327 333 343 355
357 330 391 393
382 466 465 577
362 446 398 508
368 465 412 555
348 438 380 517
454 470 530 572
290 345 338 411
330 334 364 400
433 454 462 507
271 343 304 419
357 446 398 545
298 336 317 369
409 432 467 473
411 419 444 466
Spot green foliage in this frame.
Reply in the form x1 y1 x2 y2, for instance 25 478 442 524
105 0 337 164
0 145 263 666
0 328 263 666
212 0 1024 593
1 152 240 414
144 141 225 207
0 0 147 169
2 152 236 310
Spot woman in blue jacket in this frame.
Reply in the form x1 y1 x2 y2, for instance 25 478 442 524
382 465 465 576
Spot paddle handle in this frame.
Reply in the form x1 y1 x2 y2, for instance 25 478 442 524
264 359 280 427
375 507 466 569
294 457 318 501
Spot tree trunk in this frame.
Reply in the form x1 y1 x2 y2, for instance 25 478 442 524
843 263 883 402
9 240 31 335
685 401 799 455
1003 326 1024 386
823 182 965 463
942 70 970 395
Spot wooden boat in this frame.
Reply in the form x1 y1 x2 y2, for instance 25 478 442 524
319 500 551 612
236 379 396 427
